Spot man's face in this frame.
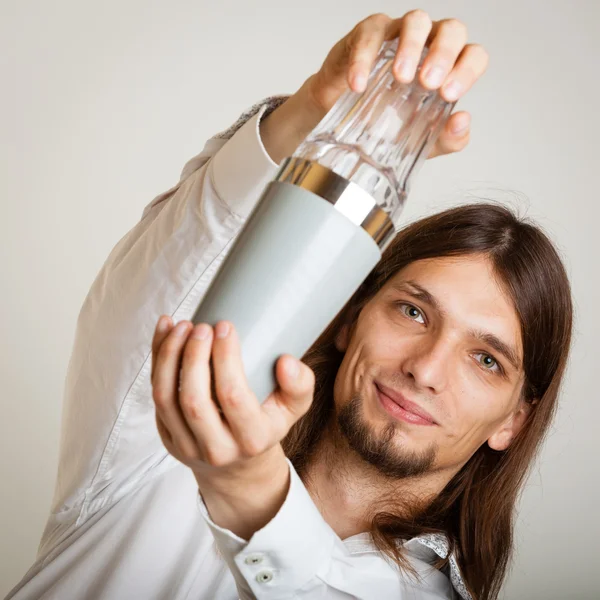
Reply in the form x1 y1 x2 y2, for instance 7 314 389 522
333 254 528 481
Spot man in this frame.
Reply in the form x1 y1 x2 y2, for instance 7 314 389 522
6 11 572 600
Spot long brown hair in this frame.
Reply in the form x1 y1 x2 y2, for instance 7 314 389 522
281 203 573 600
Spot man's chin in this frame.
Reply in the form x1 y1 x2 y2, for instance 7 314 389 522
337 393 437 480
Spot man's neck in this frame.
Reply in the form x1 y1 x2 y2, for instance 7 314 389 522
301 422 453 541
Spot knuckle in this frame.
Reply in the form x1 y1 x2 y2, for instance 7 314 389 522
435 20 468 51
441 17 467 33
405 9 432 28
344 33 357 56
218 384 246 408
350 13 389 52
152 386 170 410
346 40 376 68
164 334 183 353
205 446 230 467
239 437 267 458
174 439 198 460
467 43 490 68
367 12 390 25
180 393 203 421
345 30 364 57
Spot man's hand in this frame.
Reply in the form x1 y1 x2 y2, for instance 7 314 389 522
261 10 489 163
150 316 315 537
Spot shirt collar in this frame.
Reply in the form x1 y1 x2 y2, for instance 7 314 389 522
408 533 472 600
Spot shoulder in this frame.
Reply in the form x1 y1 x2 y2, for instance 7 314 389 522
211 95 290 141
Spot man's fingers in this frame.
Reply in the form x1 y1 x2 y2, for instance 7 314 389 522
440 43 490 102
261 355 315 442
419 18 469 91
151 315 173 381
155 413 173 447
345 14 393 92
153 319 316 470
152 321 199 457
179 323 236 462
211 321 268 457
393 10 433 83
427 110 471 158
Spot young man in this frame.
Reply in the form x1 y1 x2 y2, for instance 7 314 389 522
7 11 572 600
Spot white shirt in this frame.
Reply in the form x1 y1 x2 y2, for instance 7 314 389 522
6 97 471 600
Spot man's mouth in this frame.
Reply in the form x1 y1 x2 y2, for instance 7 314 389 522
374 381 438 426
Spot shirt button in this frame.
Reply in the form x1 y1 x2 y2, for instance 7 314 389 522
244 554 264 565
255 570 273 583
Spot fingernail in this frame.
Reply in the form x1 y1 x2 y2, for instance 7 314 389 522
215 321 230 339
452 114 471 134
174 321 189 336
424 65 445 88
353 72 367 92
158 316 170 333
395 58 414 82
443 80 462 101
192 324 211 340
285 358 299 378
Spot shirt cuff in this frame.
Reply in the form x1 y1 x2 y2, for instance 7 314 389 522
197 458 337 599
208 103 281 220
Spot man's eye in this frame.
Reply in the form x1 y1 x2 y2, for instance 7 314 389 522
474 352 500 373
399 303 425 324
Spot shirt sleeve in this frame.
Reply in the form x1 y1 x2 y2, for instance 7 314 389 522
196 458 336 599
196 459 453 600
39 100 285 559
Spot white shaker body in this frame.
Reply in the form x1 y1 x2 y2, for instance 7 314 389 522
192 161 390 403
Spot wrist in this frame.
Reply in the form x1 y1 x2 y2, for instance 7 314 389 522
195 444 286 494
259 76 327 165
195 447 290 540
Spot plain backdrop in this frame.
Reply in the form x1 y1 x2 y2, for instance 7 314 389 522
1 0 598 598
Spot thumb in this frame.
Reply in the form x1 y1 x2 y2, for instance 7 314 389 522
261 356 316 444
428 111 471 159
275 355 315 417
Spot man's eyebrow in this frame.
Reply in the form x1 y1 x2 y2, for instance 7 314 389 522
391 280 446 316
469 330 521 372
391 280 521 371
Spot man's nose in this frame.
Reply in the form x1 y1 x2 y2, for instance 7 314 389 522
400 333 453 395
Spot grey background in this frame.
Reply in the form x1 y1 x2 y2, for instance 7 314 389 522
1 0 598 598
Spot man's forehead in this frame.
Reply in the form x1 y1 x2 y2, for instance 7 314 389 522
388 255 503 299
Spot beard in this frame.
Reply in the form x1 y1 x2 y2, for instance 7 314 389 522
336 392 438 480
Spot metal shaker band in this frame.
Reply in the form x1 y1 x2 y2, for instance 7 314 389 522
274 157 395 250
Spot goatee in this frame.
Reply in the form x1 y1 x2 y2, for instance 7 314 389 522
336 393 437 480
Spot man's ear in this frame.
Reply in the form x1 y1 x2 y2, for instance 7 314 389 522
487 399 537 451
334 323 350 353
334 304 363 353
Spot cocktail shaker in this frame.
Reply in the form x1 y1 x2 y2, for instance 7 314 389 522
192 39 455 403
